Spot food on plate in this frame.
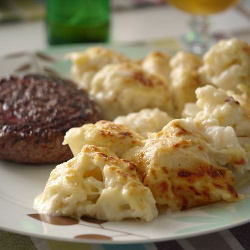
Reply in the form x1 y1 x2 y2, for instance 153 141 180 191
63 120 144 157
227 84 250 114
123 119 242 210
171 51 202 71
34 145 158 222
34 38 250 222
67 47 202 119
0 74 101 164
170 51 202 116
198 38 250 91
183 85 250 137
86 62 174 120
66 46 129 91
182 85 250 169
141 51 171 82
114 108 173 138
36 118 244 219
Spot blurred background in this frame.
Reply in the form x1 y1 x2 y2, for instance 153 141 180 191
0 0 250 55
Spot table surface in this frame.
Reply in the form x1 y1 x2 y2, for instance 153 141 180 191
1 3 250 56
1 2 250 250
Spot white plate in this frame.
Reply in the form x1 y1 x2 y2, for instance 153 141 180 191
1 44 250 244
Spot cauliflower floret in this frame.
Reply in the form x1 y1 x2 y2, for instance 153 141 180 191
182 84 250 118
34 145 157 222
66 46 129 91
141 51 171 82
123 119 241 210
170 51 202 71
170 51 202 116
194 85 250 137
88 62 174 120
114 108 173 138
198 38 250 91
226 84 250 114
63 120 144 157
182 85 250 170
181 102 201 118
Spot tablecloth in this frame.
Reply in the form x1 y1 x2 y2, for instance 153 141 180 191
1 221 250 250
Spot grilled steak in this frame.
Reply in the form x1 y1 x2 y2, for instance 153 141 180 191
0 74 101 164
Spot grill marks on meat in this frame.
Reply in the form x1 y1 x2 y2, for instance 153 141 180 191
0 74 101 164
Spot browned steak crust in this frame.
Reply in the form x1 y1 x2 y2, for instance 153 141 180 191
0 74 101 164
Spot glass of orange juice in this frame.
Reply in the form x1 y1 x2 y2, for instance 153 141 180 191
168 0 240 54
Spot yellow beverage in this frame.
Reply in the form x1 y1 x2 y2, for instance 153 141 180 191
168 0 240 15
